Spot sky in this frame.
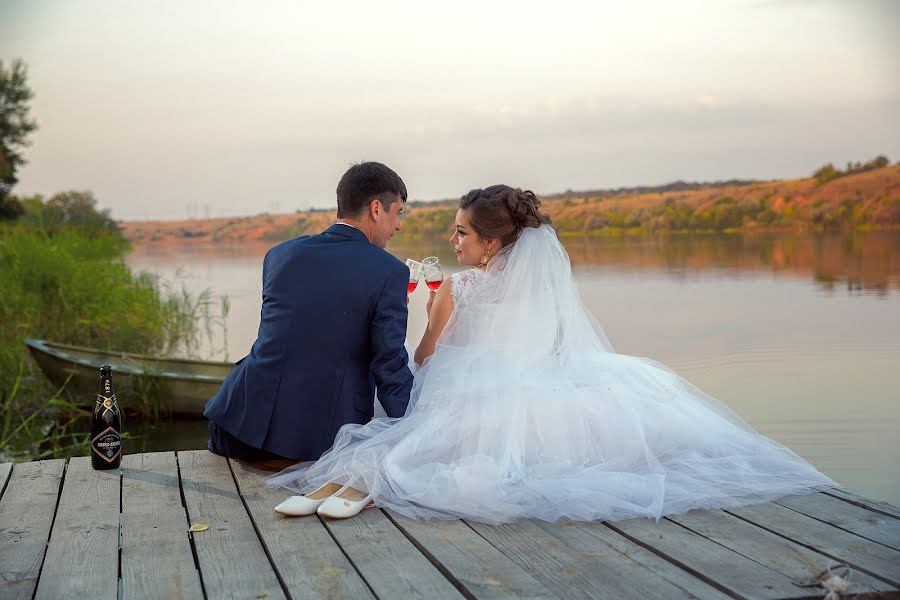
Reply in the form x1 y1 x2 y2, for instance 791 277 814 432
1 0 898 220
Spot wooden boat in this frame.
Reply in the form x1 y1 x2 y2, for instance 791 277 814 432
24 338 235 416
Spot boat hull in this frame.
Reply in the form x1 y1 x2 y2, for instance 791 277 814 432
24 339 234 417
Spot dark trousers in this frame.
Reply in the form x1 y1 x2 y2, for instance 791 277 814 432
206 420 288 462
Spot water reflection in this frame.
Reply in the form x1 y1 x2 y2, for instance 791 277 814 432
125 230 900 505
128 230 900 294
390 230 900 294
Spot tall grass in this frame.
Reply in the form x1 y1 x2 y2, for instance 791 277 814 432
0 223 225 461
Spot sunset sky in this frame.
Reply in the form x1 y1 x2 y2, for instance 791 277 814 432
1 0 898 219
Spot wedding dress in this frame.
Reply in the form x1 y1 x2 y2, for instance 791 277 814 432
268 225 836 524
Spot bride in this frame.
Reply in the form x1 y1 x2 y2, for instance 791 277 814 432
268 185 836 524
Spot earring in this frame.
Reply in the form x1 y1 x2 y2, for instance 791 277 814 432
479 252 490 269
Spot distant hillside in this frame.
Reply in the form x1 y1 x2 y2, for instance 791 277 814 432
120 165 900 245
404 179 764 208
548 178 764 201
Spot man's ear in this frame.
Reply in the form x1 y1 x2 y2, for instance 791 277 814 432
368 199 383 220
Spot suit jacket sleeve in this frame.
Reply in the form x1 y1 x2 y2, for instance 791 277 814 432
370 264 414 417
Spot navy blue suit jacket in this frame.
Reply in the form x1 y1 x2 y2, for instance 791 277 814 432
204 224 414 460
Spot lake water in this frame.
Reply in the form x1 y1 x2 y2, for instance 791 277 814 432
125 230 900 505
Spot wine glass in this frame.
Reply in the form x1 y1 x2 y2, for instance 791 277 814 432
406 259 423 293
422 256 443 291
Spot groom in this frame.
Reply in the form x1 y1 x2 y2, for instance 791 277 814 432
204 162 414 461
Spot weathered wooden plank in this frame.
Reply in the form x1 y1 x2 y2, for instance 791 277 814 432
468 517 729 600
775 492 900 551
825 488 900 520
34 457 119 600
385 511 557 600
541 518 736 599
609 511 822 599
120 452 203 600
230 459 374 600
178 450 285 599
0 462 11 499
668 507 896 597
727 501 900 586
0 459 66 600
323 507 463 599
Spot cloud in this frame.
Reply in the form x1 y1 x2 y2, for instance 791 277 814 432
246 96 785 156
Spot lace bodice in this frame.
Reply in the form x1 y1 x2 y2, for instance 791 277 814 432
450 268 491 311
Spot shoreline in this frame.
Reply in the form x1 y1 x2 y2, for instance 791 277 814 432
119 166 900 247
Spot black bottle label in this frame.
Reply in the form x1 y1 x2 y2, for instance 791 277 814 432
91 426 121 463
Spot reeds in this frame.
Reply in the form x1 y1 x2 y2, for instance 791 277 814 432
0 224 225 461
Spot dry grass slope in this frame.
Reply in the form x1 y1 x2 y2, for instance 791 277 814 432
120 166 900 246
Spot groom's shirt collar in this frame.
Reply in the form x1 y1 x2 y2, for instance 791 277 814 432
325 222 369 242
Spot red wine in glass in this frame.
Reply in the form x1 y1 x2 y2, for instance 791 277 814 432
406 258 423 294
422 257 443 291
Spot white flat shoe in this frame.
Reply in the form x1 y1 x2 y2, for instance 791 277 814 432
316 486 372 519
274 482 344 516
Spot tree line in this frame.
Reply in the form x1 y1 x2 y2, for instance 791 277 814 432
813 155 891 186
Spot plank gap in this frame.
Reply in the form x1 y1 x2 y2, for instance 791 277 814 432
664 512 842 586
822 489 900 521
226 457 293 600
459 518 501 551
315 511 381 599
118 457 124 593
773 497 900 553
665 509 896 597
120 453 203 599
0 462 13 501
458 516 564 595
382 510 479 600
175 451 209 600
31 458 70 599
0 460 67 600
603 519 747 600
35 457 121 599
723 507 900 588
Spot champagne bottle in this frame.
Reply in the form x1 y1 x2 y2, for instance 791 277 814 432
91 365 122 470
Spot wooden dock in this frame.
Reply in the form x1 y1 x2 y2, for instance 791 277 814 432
1 451 898 599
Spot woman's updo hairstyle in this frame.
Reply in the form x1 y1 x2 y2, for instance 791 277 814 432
458 185 551 248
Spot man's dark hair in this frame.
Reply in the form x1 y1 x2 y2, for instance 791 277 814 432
336 162 408 218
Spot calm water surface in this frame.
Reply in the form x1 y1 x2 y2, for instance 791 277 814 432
126 231 900 505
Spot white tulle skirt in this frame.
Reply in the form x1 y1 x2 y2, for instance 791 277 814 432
268 343 836 525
